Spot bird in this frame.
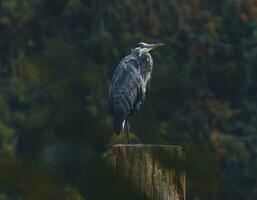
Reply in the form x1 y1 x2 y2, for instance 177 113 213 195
108 42 164 143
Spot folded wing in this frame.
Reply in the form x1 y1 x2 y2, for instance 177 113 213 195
108 56 144 134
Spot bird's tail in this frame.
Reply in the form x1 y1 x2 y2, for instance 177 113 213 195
112 109 125 135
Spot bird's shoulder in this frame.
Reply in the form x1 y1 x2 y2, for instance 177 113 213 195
112 55 140 81
119 54 140 70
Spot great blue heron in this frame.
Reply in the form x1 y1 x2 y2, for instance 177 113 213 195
108 42 164 142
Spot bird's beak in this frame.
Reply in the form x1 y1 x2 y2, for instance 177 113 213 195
149 43 165 51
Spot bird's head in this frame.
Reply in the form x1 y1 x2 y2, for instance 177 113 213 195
132 42 164 56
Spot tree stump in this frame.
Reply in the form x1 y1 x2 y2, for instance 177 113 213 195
105 144 185 200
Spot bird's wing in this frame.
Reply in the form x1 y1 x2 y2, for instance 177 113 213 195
108 84 113 115
112 56 143 108
108 56 144 133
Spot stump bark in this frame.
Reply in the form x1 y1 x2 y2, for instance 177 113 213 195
105 144 185 200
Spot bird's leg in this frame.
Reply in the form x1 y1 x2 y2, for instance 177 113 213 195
126 121 131 144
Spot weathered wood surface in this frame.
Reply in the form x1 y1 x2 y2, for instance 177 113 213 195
105 144 185 200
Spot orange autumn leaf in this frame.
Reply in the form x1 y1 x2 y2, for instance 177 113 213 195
240 12 249 22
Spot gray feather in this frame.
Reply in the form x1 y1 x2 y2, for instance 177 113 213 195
108 45 154 134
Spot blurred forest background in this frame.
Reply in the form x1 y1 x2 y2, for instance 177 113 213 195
0 0 257 199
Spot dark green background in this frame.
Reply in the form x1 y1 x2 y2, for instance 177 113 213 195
0 0 257 199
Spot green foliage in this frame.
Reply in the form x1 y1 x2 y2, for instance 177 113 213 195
0 0 257 199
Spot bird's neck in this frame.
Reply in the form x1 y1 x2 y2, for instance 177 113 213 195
131 48 140 56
